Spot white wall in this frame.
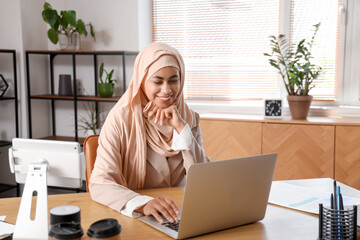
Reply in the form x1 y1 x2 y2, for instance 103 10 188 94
0 0 24 141
0 0 150 141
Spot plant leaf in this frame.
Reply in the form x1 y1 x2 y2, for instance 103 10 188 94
47 28 59 44
99 62 104 83
76 19 87 36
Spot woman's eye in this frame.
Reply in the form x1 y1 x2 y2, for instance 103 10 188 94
169 79 178 83
154 81 162 85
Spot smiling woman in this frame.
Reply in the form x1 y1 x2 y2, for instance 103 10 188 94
89 42 209 224
143 65 180 109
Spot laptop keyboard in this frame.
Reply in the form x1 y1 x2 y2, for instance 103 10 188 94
162 220 180 232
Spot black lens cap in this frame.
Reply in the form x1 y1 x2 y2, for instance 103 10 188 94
87 218 121 238
49 222 83 239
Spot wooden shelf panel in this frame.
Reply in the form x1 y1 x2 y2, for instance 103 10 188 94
0 49 16 53
0 141 12 147
26 50 139 55
40 136 86 145
0 97 16 101
31 94 120 102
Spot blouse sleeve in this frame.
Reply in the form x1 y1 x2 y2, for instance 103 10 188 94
89 111 140 212
181 113 210 171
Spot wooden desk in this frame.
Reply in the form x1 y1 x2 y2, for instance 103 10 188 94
0 187 335 239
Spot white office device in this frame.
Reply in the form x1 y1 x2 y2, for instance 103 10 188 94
139 153 277 239
8 138 82 240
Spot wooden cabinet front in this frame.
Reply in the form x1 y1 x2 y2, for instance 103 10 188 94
335 126 360 190
200 119 262 161
262 123 334 180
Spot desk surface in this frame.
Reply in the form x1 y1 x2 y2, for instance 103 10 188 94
0 187 324 240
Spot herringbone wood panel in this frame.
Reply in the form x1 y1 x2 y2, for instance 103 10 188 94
335 126 360 190
262 123 334 180
200 119 262 161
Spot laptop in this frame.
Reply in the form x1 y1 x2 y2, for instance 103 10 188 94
139 153 277 239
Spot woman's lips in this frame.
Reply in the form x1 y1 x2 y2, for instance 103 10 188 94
157 95 172 102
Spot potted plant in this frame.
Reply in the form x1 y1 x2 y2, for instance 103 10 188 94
264 23 322 119
78 103 103 136
42 2 95 50
98 62 116 98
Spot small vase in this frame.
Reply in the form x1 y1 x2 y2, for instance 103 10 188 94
58 33 78 50
98 83 114 98
58 74 72 96
287 95 313 119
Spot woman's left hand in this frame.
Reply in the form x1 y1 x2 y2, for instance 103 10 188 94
148 105 186 133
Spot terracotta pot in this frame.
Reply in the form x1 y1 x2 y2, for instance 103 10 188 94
287 95 313 119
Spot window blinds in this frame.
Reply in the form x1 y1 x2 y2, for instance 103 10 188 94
152 0 340 101
289 0 340 100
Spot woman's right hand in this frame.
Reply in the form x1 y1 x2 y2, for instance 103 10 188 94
135 195 180 223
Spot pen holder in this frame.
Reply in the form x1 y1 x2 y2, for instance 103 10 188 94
318 203 357 240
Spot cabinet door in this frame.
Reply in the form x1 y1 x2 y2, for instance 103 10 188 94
200 119 262 161
335 126 360 190
262 123 334 180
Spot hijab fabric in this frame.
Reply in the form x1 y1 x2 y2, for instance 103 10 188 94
103 42 196 189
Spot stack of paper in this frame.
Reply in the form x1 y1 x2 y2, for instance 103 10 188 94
268 178 360 226
0 216 14 239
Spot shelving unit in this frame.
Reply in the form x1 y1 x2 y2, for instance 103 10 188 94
26 50 138 144
0 49 19 196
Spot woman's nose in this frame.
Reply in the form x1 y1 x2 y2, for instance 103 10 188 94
162 83 171 94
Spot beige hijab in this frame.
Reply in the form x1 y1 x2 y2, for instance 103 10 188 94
102 42 196 189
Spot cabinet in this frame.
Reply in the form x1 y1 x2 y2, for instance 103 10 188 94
200 116 360 189
25 50 138 144
0 49 19 196
200 119 262 161
335 126 360 189
262 123 334 180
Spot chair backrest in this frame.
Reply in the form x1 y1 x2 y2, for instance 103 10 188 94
83 135 99 192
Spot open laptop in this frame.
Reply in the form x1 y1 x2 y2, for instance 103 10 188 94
139 153 277 239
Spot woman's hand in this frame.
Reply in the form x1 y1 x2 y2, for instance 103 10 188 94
148 105 186 133
135 195 180 223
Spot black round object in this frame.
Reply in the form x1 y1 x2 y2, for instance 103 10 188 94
49 222 83 239
87 218 122 238
50 206 81 226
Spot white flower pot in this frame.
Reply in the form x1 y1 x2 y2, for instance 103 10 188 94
58 33 78 50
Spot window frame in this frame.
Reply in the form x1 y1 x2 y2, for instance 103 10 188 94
146 0 360 117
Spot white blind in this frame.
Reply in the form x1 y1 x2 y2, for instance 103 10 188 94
152 0 340 101
289 0 340 100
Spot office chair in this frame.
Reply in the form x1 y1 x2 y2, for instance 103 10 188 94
83 135 99 192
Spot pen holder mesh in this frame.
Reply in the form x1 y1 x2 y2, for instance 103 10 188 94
318 203 357 240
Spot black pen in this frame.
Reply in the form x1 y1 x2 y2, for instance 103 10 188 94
339 193 344 210
330 193 334 209
333 180 337 210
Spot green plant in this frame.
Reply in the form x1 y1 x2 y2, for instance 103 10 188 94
99 62 117 84
42 2 95 44
78 103 103 135
264 23 322 96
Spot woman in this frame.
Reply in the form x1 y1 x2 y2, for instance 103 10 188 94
89 42 209 224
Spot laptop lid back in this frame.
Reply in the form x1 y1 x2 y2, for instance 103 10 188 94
178 153 277 239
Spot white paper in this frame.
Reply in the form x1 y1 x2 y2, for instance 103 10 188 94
268 179 360 226
0 217 5 221
0 220 14 235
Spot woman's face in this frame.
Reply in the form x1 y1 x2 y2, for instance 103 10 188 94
144 66 180 109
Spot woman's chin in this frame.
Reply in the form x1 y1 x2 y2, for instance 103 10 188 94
154 100 172 109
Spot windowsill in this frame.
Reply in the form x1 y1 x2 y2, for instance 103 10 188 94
186 100 360 119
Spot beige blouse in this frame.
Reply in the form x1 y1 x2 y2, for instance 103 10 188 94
89 113 209 212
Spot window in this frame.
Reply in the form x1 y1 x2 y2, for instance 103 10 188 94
152 0 342 102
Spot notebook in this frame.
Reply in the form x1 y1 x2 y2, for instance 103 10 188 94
139 153 277 239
